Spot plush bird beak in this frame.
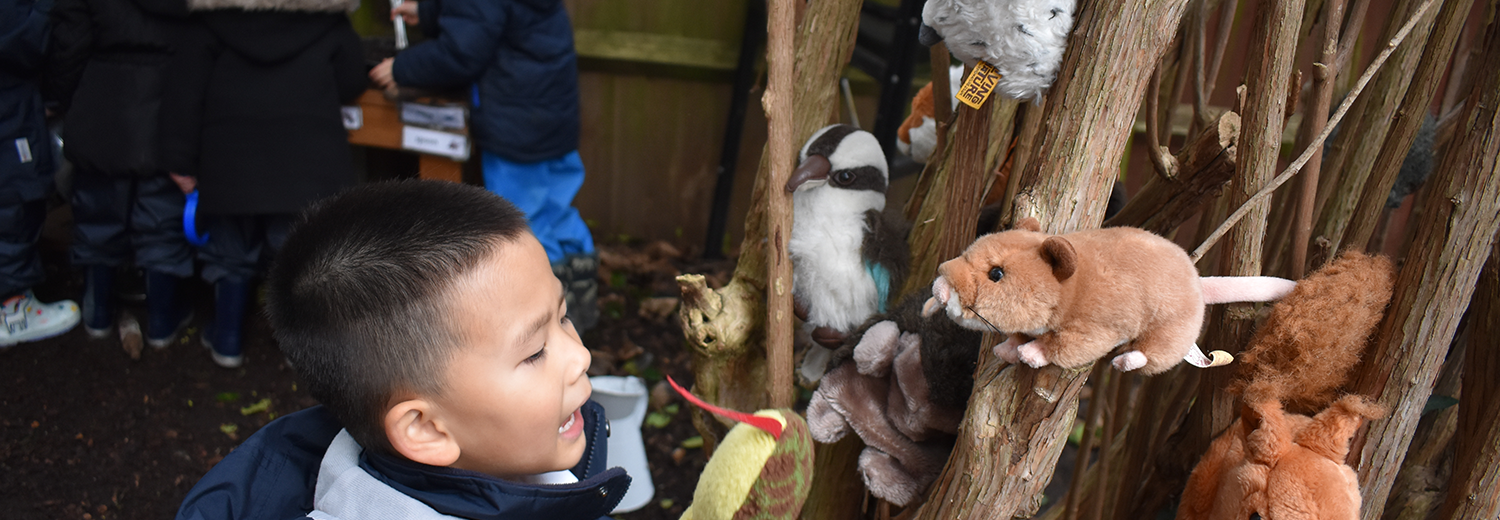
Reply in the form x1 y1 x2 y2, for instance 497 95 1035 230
785 154 831 193
917 23 942 46
668 377 785 439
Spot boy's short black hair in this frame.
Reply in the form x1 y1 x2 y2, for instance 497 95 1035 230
267 180 529 454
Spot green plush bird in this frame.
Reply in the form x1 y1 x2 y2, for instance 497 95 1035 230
669 378 814 520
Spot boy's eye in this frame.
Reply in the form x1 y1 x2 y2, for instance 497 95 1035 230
525 346 546 364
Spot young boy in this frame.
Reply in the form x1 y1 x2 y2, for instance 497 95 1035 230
369 0 600 332
175 181 629 520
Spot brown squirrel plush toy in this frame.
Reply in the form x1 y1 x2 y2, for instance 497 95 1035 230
1178 251 1394 520
923 217 1297 374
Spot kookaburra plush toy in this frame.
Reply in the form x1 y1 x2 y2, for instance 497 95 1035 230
787 125 910 355
671 378 813 520
918 0 1076 102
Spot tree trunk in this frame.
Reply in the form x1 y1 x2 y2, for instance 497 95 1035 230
763 0 795 410
1435 238 1500 520
1379 339 1463 520
676 0 863 441
898 96 1021 300
1343 0 1475 251
909 1 1192 517
1312 0 1441 253
1176 0 1307 508
1104 111 1241 235
1347 15 1500 520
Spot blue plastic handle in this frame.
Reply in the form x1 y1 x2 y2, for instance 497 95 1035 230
184 190 210 246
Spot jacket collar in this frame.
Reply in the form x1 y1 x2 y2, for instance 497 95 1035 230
352 400 630 520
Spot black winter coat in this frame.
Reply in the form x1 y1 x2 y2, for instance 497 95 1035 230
1 0 56 204
159 0 366 215
391 0 580 163
46 0 187 176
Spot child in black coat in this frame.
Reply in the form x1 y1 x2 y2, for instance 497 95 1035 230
159 0 366 367
46 0 195 348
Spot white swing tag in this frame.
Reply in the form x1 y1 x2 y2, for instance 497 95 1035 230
341 106 363 130
15 138 32 163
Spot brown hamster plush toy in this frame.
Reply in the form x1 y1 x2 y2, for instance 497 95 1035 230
923 218 1297 374
1177 252 1394 520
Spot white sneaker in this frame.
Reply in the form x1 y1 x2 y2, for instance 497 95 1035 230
1 291 81 347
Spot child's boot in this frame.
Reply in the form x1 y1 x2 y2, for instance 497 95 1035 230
204 278 248 368
563 253 599 332
145 271 192 349
1 291 81 347
81 265 114 339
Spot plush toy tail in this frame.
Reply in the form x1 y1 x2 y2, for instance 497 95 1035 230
1199 276 1298 305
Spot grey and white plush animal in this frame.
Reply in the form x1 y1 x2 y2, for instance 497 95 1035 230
786 125 910 355
918 0 1076 102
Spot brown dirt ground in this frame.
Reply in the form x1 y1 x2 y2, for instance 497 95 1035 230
0 230 723 520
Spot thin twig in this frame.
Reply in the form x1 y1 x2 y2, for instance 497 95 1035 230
1205 0 1239 100
1191 0 1211 135
1190 0 1439 264
1147 66 1180 180
1333 0 1372 72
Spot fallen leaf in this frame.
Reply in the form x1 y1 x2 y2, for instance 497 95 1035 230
239 398 272 416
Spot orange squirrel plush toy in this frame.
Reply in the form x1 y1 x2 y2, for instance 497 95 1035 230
1177 252 1394 520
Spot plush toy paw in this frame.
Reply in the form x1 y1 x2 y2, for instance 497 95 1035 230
992 334 1025 364
1111 351 1148 372
1016 340 1050 368
806 371 854 443
853 321 902 377
857 448 925 507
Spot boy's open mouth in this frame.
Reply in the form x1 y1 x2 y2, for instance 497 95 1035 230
559 408 582 437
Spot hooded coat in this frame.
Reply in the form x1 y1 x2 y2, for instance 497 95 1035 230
1 0 56 204
158 0 366 215
391 0 580 164
175 403 629 520
45 0 188 176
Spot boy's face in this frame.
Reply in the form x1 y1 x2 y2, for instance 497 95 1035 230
431 236 593 479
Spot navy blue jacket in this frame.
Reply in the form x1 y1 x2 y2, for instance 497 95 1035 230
1 0 56 204
391 0 580 163
175 402 628 520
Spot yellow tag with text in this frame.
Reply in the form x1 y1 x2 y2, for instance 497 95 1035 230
956 61 1003 109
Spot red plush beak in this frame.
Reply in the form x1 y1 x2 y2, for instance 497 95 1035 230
667 376 784 440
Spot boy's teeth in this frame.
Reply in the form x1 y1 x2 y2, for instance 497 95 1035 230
559 413 575 434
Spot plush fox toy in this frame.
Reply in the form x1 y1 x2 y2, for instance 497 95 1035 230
1177 252 1394 520
671 378 814 520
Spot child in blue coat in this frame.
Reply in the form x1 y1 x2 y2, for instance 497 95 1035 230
369 0 599 331
176 181 629 520
1 0 81 347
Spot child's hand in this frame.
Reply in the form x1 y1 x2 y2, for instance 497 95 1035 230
391 2 419 25
370 58 398 90
169 173 197 194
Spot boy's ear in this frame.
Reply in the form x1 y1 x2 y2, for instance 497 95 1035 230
385 399 461 467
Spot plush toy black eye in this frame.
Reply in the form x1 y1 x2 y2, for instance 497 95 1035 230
834 170 855 185
988 266 1004 282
